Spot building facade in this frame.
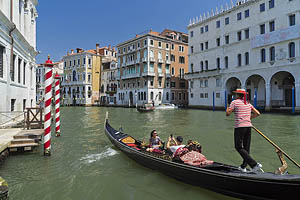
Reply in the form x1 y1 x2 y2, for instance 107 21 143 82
0 0 38 124
186 0 300 111
36 60 64 105
116 29 189 107
61 45 101 106
99 46 118 105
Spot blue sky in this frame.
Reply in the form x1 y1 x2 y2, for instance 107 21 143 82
36 0 230 64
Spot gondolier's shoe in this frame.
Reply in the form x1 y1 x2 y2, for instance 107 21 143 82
238 166 247 173
251 163 264 173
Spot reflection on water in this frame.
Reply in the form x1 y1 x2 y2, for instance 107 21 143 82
0 107 300 200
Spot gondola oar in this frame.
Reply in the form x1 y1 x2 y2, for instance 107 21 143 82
252 126 300 169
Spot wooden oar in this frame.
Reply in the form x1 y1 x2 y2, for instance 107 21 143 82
252 126 300 169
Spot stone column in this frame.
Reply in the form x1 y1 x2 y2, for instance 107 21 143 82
24 6 30 43
265 83 271 111
295 81 300 110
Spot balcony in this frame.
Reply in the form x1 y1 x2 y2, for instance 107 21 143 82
127 60 135 66
121 73 140 79
165 60 171 64
166 73 171 78
149 57 155 62
158 72 164 77
136 59 140 63
142 57 148 62
158 59 164 63
142 71 155 77
121 62 126 67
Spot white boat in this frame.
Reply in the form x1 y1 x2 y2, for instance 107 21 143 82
155 104 178 110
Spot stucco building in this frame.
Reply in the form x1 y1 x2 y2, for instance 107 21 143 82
61 45 101 106
0 0 38 124
116 29 189 107
186 0 300 111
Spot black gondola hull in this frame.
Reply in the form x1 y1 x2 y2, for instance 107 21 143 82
105 119 300 200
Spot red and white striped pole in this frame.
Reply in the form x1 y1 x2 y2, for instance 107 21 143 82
44 56 54 156
54 73 61 137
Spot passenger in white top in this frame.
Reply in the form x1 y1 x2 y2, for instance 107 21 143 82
167 135 185 155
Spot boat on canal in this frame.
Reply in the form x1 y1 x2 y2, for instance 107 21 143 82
104 113 300 200
155 103 178 110
136 103 155 112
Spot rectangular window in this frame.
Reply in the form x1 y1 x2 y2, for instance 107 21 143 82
225 56 229 69
200 27 204 34
204 80 208 87
190 46 194 53
205 41 208 49
23 62 26 85
225 35 229 44
200 43 204 51
11 99 16 111
0 46 4 78
245 29 250 39
158 41 162 47
205 60 209 70
205 25 209 32
216 20 220 28
269 21 275 32
289 14 296 26
260 3 265 12
216 78 221 87
237 31 242 41
225 17 229 25
260 24 265 34
216 38 220 47
190 31 193 37
150 40 154 46
237 12 242 21
238 54 242 66
216 58 220 69
11 55 16 81
269 0 275 9
245 9 250 18
18 58 22 83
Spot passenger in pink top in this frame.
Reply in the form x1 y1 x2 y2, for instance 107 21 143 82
226 89 263 173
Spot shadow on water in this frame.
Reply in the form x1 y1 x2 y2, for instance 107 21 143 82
1 107 300 200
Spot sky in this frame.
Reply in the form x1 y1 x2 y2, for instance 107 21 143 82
36 0 230 64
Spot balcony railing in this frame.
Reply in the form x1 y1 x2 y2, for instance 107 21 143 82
149 57 155 62
142 71 155 77
121 73 140 79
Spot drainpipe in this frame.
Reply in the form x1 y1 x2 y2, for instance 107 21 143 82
9 0 16 81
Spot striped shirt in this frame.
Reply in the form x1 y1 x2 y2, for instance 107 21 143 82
229 99 254 128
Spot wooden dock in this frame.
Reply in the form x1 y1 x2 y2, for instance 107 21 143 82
8 129 43 153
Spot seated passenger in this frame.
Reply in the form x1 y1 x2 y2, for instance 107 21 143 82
146 130 162 152
166 136 185 156
179 141 213 167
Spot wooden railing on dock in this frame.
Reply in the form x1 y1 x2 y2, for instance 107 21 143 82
24 107 43 130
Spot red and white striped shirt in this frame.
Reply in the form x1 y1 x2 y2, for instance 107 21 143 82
229 99 254 128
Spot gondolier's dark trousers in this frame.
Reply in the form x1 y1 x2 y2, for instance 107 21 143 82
234 127 257 169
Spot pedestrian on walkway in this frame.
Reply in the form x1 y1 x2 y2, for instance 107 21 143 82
226 89 263 173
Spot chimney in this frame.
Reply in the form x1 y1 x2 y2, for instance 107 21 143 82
96 44 100 55
71 49 74 54
108 45 111 50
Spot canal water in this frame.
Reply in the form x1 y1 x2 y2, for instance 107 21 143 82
1 107 300 200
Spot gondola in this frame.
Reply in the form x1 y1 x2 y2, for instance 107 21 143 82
104 113 300 200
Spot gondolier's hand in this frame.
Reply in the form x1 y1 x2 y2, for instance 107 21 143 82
226 107 233 116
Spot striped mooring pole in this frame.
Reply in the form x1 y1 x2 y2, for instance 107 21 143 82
54 73 61 137
44 56 54 156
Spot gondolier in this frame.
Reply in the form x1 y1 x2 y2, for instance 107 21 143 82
226 89 262 172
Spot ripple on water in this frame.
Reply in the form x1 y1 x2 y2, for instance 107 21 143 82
79 146 118 165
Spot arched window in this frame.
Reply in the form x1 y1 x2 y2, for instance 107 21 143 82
289 42 295 58
261 49 266 63
237 54 242 66
159 92 162 101
166 92 169 101
150 92 154 100
269 46 275 61
245 52 249 65
144 92 146 100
